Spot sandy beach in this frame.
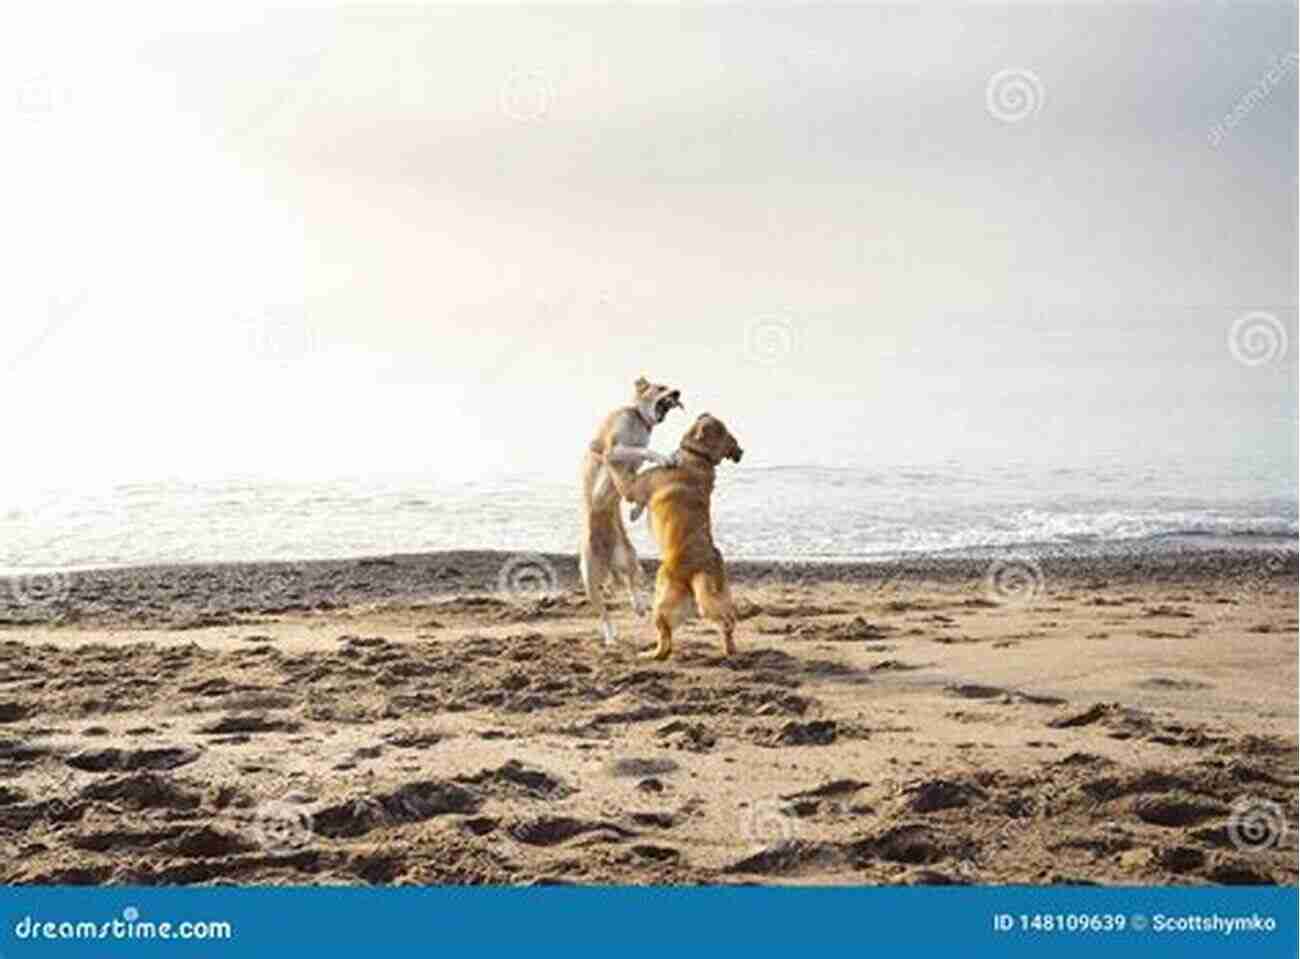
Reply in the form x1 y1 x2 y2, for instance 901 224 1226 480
0 547 1295 886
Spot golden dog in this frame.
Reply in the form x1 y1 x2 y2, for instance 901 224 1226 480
599 413 744 660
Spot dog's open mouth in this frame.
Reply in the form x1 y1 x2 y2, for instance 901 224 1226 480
654 391 683 423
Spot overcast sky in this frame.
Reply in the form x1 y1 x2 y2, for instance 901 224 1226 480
2 2 1295 494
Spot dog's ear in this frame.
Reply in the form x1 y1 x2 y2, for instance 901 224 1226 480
634 376 649 393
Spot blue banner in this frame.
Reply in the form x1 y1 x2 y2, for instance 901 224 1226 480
0 886 1295 957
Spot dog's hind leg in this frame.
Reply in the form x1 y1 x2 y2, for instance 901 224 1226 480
645 570 691 661
580 536 617 647
691 570 738 657
612 523 647 618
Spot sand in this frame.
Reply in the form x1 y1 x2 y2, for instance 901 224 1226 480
0 548 1295 886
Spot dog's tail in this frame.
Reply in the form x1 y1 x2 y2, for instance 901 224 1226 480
691 568 735 629
586 494 630 541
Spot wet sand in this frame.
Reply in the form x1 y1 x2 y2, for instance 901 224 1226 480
0 547 1295 885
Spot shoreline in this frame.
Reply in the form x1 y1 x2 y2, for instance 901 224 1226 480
0 543 1295 629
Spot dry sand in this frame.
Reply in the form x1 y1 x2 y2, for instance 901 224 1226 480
0 548 1295 886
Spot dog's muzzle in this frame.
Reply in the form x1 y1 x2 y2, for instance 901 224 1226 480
654 391 683 422
730 446 744 463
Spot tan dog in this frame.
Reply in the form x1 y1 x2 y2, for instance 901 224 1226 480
598 413 744 660
580 376 683 647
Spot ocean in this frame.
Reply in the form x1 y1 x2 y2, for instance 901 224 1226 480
2 456 1295 575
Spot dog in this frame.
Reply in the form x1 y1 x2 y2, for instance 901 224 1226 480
580 376 683 647
597 412 744 661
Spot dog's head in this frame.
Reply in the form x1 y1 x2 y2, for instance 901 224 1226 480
683 413 744 465
633 375 683 426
